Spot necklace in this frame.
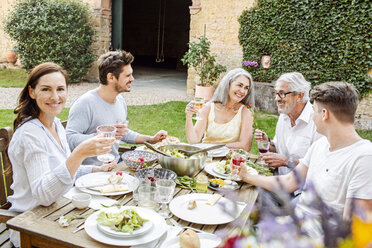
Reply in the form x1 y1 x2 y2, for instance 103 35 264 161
224 103 240 112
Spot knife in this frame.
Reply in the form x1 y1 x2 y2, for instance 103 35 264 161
169 218 208 234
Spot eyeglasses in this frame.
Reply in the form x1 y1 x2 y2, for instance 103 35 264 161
275 91 294 99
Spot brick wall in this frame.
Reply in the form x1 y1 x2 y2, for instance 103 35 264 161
187 0 257 94
0 0 15 61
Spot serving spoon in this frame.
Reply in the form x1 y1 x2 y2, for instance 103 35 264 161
178 144 226 157
144 142 170 157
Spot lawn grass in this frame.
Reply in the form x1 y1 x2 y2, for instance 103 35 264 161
1 102 371 155
0 68 28 87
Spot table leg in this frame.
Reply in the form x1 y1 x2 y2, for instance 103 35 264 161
20 233 32 248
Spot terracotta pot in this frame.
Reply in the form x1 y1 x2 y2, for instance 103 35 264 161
6 51 17 64
195 85 214 101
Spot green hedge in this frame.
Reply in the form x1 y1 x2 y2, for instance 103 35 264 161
4 0 95 82
239 0 372 95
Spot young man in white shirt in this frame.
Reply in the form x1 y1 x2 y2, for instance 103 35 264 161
255 72 322 176
239 81 372 238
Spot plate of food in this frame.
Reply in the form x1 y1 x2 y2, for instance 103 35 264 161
75 172 136 196
85 206 167 246
208 178 239 191
169 193 246 225
204 161 258 181
96 207 153 238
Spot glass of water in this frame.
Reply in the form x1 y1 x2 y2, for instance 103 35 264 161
155 179 176 218
96 125 116 163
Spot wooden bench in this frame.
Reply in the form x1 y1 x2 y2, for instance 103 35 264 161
0 127 17 248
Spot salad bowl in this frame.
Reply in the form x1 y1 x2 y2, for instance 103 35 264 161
157 144 206 177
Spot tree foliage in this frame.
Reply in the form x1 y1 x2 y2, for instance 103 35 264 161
4 0 95 82
239 0 372 95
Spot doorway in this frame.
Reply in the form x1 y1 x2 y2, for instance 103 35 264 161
112 0 192 70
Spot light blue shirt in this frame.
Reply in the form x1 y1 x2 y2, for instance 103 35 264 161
66 89 138 165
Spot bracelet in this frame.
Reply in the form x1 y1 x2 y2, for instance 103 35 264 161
146 136 150 143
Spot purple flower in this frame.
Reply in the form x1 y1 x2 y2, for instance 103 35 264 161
243 61 258 67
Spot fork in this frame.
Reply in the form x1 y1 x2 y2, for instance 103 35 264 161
169 218 208 234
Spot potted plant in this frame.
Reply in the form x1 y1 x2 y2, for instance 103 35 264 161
182 36 227 101
6 49 17 64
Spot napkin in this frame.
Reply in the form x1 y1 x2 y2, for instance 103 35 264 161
131 225 182 248
63 187 118 210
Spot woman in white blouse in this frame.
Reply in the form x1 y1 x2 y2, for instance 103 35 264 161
185 68 255 151
7 62 115 247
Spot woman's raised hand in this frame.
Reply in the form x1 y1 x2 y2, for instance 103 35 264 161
185 101 199 118
254 129 269 142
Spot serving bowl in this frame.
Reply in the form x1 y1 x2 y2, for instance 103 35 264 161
121 150 158 171
157 144 206 177
135 168 177 181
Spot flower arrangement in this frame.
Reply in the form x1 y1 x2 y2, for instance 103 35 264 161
217 181 372 248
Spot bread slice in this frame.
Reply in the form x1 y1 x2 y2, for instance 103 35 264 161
206 193 222 206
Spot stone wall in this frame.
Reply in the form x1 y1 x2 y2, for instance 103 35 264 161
355 93 372 130
254 82 277 114
187 0 257 94
0 0 14 61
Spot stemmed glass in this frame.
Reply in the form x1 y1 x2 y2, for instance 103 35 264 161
155 179 176 218
192 97 205 121
96 125 116 163
257 140 270 167
230 151 246 180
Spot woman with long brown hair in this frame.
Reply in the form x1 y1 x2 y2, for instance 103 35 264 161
7 62 115 247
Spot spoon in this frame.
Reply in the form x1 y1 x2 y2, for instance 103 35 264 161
178 144 226 157
144 142 170 157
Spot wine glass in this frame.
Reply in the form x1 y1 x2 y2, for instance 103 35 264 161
96 125 116 163
230 151 246 180
257 140 270 167
192 97 205 121
155 179 176 218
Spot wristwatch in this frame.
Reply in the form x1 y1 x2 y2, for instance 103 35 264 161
146 136 150 143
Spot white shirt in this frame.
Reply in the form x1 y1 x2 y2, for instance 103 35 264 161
296 137 372 238
8 118 93 247
273 101 322 176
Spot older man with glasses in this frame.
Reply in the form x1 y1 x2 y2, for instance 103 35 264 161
255 72 322 197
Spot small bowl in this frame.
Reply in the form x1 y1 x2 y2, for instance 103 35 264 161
121 150 158 171
72 193 91 209
134 168 177 182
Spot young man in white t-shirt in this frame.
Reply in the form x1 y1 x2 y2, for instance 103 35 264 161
239 81 372 237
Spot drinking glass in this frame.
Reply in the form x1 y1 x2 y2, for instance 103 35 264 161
138 186 158 209
155 179 176 218
257 140 270 166
195 174 208 193
132 178 151 203
96 125 116 163
115 120 129 144
230 151 246 180
192 97 205 121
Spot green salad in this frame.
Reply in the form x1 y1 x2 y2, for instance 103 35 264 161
246 160 273 176
96 208 148 234
215 160 231 175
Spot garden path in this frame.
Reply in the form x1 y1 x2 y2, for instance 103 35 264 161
0 66 192 109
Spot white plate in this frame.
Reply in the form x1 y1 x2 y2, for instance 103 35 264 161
96 207 153 238
169 193 246 225
160 233 221 248
85 206 167 246
193 143 229 157
204 162 241 181
75 172 136 196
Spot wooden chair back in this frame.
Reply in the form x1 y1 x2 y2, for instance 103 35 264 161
0 127 13 210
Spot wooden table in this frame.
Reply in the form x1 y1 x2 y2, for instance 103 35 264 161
7 160 258 248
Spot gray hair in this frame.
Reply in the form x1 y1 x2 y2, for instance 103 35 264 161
210 68 255 108
276 72 311 103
